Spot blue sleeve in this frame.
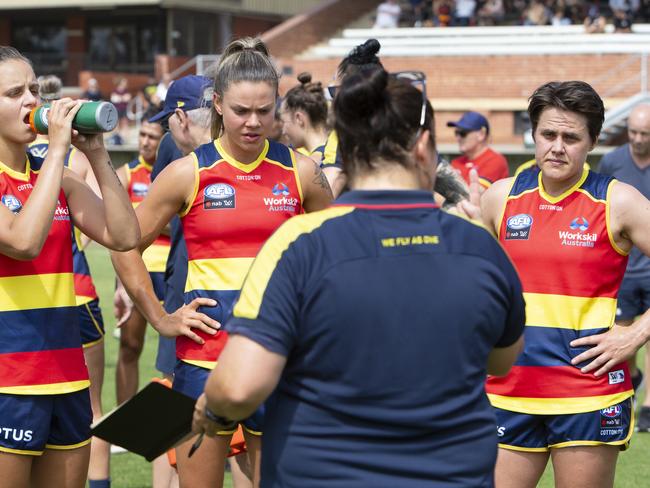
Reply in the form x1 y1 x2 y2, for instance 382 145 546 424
151 132 183 181
225 235 304 357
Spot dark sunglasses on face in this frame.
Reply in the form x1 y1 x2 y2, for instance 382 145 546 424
455 129 470 138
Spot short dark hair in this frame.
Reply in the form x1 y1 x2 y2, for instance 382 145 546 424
334 67 435 181
528 81 604 144
282 72 327 128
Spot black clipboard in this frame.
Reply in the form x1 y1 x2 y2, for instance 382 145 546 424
91 381 196 461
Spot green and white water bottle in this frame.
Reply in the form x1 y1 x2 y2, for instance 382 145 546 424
29 101 118 134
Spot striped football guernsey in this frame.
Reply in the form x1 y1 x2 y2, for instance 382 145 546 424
27 141 98 307
126 156 171 273
178 138 304 369
486 165 633 414
0 152 89 394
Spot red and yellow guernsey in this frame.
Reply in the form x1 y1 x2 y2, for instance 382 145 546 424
0 153 89 394
178 139 304 369
27 141 99 307
126 156 171 273
486 165 633 414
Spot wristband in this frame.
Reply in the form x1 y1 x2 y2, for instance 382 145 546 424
204 407 237 429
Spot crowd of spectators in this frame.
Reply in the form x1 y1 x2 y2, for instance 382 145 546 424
382 0 650 29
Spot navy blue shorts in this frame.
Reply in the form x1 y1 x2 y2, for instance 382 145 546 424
616 275 650 321
78 299 104 347
151 271 166 301
0 389 92 456
155 336 176 376
173 361 264 435
494 398 634 452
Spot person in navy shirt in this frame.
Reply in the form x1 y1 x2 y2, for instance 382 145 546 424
192 66 525 487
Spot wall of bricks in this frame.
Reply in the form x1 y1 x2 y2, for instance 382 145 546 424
275 52 646 144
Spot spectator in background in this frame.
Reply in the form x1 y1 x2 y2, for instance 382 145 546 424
477 0 505 25
610 0 639 33
374 0 401 28
436 0 453 26
454 0 477 26
82 77 103 102
598 104 650 416
155 73 173 104
523 0 551 25
448 111 509 188
143 77 159 109
551 6 571 26
584 2 607 33
109 77 132 145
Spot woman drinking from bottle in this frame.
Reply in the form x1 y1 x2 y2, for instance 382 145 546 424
0 46 139 487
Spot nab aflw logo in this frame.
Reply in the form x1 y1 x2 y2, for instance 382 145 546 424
204 183 235 209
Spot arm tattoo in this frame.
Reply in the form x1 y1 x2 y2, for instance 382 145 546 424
312 161 332 193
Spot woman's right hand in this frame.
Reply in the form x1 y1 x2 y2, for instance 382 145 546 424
153 297 221 343
46 98 83 154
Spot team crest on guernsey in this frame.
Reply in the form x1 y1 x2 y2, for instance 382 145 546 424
505 214 532 240
132 182 149 198
204 183 235 209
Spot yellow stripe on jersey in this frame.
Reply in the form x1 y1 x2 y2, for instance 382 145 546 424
605 180 628 257
0 273 76 312
538 166 588 204
75 295 94 306
179 152 200 218
182 358 217 369
215 138 269 174
322 131 339 166
488 391 633 415
234 206 355 320
523 292 617 330
186 258 255 292
0 379 90 395
142 243 171 273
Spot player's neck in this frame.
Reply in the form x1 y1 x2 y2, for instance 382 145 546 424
0 139 28 172
349 164 424 191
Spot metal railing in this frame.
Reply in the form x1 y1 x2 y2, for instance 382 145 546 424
169 55 221 80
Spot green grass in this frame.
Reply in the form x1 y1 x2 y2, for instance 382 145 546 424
86 245 233 487
87 245 650 487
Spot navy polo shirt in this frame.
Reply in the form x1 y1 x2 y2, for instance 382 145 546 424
227 190 525 487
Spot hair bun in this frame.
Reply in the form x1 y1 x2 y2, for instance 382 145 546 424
350 39 381 65
297 72 312 85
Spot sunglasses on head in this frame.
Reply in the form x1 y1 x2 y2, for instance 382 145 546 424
391 71 428 129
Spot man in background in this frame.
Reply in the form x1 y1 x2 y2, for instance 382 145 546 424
599 103 650 425
448 111 509 188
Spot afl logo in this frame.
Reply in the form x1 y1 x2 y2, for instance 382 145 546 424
570 216 589 232
272 183 290 196
132 182 149 198
1 194 22 213
505 213 533 240
600 405 622 418
204 183 235 209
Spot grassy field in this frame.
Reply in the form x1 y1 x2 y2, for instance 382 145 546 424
86 245 650 487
